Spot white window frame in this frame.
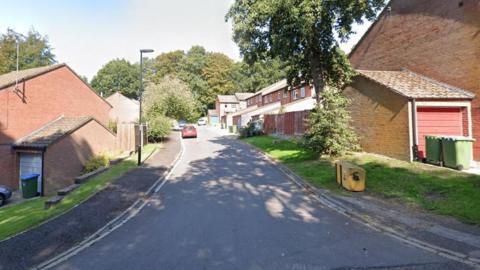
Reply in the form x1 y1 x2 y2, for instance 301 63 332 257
283 89 288 98
293 90 298 100
300 87 305 98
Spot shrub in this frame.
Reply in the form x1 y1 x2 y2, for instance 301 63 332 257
239 120 263 138
83 154 110 174
148 116 171 142
302 89 359 156
108 120 117 134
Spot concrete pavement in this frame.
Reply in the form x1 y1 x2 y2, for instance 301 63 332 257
52 126 469 270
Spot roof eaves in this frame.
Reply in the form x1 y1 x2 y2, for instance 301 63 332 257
0 63 66 91
355 71 411 99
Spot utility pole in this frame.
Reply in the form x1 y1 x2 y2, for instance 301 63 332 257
138 49 154 166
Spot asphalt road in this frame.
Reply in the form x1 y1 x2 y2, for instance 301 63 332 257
53 126 468 270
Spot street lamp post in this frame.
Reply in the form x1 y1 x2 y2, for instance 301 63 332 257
138 49 154 166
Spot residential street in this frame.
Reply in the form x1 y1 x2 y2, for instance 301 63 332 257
53 127 467 270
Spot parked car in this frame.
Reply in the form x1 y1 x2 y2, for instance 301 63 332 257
178 120 187 128
182 125 197 138
0 185 12 206
197 118 207 126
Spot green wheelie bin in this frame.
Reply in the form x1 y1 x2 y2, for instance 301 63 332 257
425 135 442 164
441 136 474 170
21 173 39 198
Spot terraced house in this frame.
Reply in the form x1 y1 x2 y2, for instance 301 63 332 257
231 80 316 133
345 0 479 162
0 64 116 195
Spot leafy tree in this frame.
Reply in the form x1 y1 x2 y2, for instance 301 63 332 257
302 89 358 156
201 52 236 105
148 115 172 142
143 76 200 122
226 0 385 98
233 57 286 93
91 59 139 99
0 28 56 75
149 50 185 83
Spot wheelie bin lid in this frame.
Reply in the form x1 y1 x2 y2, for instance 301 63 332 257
440 136 475 142
20 173 40 181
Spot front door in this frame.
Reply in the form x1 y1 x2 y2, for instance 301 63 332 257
19 153 43 194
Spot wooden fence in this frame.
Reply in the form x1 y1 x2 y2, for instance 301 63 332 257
116 123 147 152
264 110 309 136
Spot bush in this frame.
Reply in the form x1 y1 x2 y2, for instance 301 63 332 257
148 116 171 142
302 89 358 156
108 120 117 134
83 154 110 174
239 120 263 138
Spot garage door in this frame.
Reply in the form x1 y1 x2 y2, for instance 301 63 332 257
416 107 463 159
19 153 43 194
210 116 219 124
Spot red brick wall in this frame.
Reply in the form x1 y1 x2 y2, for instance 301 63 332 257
43 120 115 195
344 77 411 161
0 65 112 189
247 94 262 107
349 0 480 158
462 107 469 137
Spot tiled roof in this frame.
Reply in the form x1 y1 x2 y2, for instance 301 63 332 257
259 79 288 96
14 116 93 149
0 64 65 90
234 92 254 101
357 69 475 99
217 95 239 103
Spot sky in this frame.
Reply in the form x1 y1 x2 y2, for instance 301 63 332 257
0 0 372 80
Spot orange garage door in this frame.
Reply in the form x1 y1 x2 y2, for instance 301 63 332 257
416 107 463 159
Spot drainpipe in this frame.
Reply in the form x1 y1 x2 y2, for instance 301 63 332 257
411 98 418 161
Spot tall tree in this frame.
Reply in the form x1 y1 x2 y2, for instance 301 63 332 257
226 0 385 100
201 52 236 105
0 28 56 75
149 50 185 83
233 57 286 93
91 59 140 99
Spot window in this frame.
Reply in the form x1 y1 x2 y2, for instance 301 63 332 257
232 104 236 108
225 104 227 108
283 89 288 98
293 90 298 100
300 87 305 98
278 91 282 100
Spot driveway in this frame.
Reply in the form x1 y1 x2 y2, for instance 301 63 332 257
53 126 468 270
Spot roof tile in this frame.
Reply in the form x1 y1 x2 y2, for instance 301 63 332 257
357 69 475 99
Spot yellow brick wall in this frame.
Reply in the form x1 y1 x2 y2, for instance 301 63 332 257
345 77 411 161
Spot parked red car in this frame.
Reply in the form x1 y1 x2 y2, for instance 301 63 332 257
181 125 197 138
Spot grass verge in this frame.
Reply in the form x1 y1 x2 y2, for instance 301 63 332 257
0 143 160 241
242 135 480 225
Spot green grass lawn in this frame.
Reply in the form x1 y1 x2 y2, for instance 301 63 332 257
0 143 160 241
242 136 480 225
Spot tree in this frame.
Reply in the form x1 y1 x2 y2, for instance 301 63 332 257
143 76 200 123
226 0 385 99
302 88 358 156
0 28 56 75
149 50 185 84
201 52 237 105
233 57 286 93
91 59 139 99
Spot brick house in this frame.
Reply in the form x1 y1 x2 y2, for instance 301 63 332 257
345 0 480 162
0 64 115 195
215 93 254 127
234 79 316 132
